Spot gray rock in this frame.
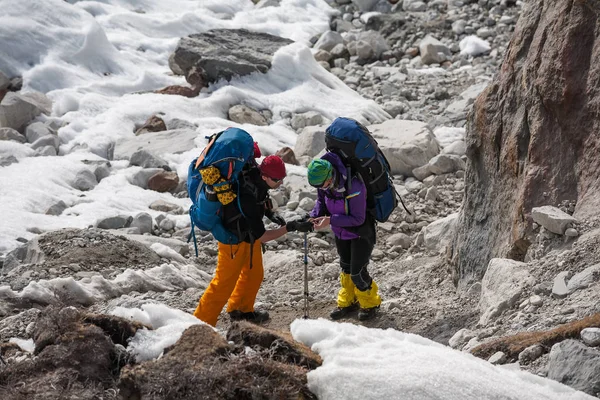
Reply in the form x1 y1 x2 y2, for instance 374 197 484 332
228 104 268 126
567 263 600 293
291 111 324 131
169 29 293 83
130 168 165 189
130 149 169 169
479 258 534 325
30 134 59 151
34 146 57 157
448 328 475 349
419 35 451 65
314 31 344 52
73 169 98 191
518 344 544 364
45 201 68 216
0 127 26 143
488 351 507 365
149 200 184 215
0 155 18 166
423 213 458 253
2 237 44 275
114 129 197 160
0 92 51 131
552 271 571 298
94 165 111 182
294 126 326 158
581 328 600 347
159 218 175 231
531 205 577 235
130 212 153 235
368 120 439 176
25 122 53 143
386 233 411 249
96 216 133 230
547 339 600 395
351 0 379 11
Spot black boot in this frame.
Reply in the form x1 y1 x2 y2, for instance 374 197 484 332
229 310 270 323
330 302 359 320
357 306 379 321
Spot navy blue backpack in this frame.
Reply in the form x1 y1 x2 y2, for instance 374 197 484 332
325 117 409 222
187 127 255 253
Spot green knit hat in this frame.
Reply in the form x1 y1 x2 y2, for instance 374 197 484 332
307 159 333 187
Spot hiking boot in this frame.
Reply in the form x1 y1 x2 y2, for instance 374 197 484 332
228 310 270 323
330 302 359 320
357 306 379 321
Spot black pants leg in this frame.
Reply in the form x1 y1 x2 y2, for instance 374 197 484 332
335 237 374 292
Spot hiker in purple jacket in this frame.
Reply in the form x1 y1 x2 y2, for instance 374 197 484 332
308 152 382 321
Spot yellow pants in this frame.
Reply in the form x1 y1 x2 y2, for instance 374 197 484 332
193 241 263 326
337 272 381 309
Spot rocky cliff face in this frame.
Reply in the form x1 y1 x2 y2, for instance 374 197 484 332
452 0 600 288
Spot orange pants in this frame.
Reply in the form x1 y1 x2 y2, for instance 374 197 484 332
193 240 264 326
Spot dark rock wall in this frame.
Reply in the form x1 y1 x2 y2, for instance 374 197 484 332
451 0 600 288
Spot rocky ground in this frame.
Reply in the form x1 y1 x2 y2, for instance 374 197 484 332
2 0 600 398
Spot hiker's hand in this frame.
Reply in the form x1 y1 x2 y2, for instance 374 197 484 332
269 213 286 226
286 220 314 233
295 221 314 233
313 216 330 230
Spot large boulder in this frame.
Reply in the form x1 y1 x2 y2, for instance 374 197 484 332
0 92 52 131
547 339 600 396
168 29 293 84
478 258 535 326
367 119 440 176
450 0 600 288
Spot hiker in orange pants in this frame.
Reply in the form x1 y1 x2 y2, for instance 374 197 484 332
193 155 313 326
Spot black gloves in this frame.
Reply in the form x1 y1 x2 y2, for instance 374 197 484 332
286 220 314 233
265 209 286 226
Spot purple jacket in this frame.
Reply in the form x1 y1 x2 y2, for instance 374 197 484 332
309 152 367 240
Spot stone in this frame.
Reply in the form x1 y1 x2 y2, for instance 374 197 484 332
314 31 344 52
479 258 534 326
386 233 411 249
0 92 51 131
46 201 68 216
531 206 577 235
488 351 507 365
96 216 133 230
418 35 451 65
149 200 184 215
547 340 600 396
422 213 458 253
367 119 440 176
290 111 323 131
518 344 544 364
275 147 299 165
448 328 475 349
228 104 268 126
130 213 153 235
0 127 25 143
147 171 179 193
294 126 326 158
135 115 167 135
73 170 98 191
30 134 59 151
581 328 600 347
552 271 571 298
130 149 169 169
169 29 292 83
567 263 600 293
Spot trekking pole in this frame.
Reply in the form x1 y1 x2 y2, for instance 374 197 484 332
303 232 309 319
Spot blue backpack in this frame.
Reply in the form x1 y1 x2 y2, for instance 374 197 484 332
325 117 409 222
187 127 255 253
